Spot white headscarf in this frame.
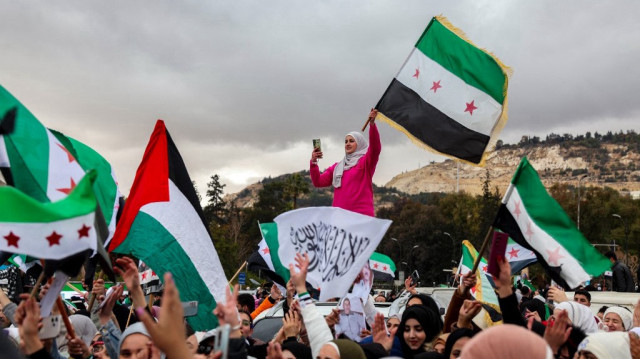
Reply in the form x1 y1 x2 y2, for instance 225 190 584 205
332 131 368 188
577 332 631 359
604 306 633 331
555 301 599 334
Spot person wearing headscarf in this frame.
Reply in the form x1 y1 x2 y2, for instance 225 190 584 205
395 305 443 358
443 328 474 359
433 333 449 354
520 298 548 322
310 109 381 216
603 306 633 331
576 331 632 359
118 322 164 359
554 302 599 334
460 324 554 359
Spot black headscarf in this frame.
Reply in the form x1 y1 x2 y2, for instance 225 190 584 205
281 338 312 359
520 298 546 321
396 305 443 358
443 328 475 359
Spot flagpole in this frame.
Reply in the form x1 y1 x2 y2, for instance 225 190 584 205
29 271 47 298
228 261 247 285
125 305 134 328
87 270 104 312
469 226 494 275
56 295 76 339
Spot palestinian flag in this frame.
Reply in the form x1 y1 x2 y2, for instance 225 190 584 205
0 171 97 263
108 120 226 330
493 157 610 289
458 240 502 326
506 238 537 274
376 16 510 165
247 222 290 287
369 252 396 282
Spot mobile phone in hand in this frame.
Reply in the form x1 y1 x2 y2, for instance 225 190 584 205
312 139 321 152
410 270 420 287
182 301 198 317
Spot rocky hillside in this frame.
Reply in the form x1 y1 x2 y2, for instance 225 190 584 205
387 142 640 196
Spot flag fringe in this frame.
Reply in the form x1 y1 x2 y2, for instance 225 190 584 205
434 15 512 167
375 112 488 167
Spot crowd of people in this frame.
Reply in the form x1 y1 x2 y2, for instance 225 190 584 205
0 251 639 359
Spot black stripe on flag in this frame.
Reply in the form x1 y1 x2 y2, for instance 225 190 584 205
165 130 209 229
493 204 571 289
376 79 490 164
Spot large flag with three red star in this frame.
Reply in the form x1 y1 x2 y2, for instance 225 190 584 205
376 16 511 165
493 157 610 289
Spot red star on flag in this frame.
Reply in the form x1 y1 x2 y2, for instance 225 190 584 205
508 247 520 259
430 80 442 93
470 286 477 294
373 263 379 269
57 178 77 195
481 266 488 272
382 266 387 271
525 221 534 239
261 247 270 255
46 231 62 246
141 272 148 280
514 200 522 219
4 232 20 248
56 143 76 163
547 247 565 266
77 224 91 239
413 68 420 78
464 100 478 115
151 271 156 277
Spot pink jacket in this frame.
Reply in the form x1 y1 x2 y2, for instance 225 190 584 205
310 123 381 216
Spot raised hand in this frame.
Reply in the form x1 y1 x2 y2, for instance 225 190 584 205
136 272 191 359
213 284 242 339
543 310 572 354
99 285 123 326
67 335 91 359
404 277 417 295
266 341 284 359
325 307 340 328
494 256 513 298
114 257 146 309
368 108 378 124
372 312 392 352
547 287 568 303
289 253 310 294
92 278 107 302
458 300 483 329
15 296 44 355
282 310 301 338
459 272 477 294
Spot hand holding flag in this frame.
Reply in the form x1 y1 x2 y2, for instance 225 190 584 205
289 252 310 294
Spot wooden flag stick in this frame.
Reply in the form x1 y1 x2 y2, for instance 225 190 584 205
125 304 134 328
64 282 86 296
87 270 104 312
56 296 76 339
29 271 47 298
361 117 372 132
228 261 247 285
469 226 494 275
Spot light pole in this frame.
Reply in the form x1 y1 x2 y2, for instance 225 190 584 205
612 214 630 265
444 232 456 266
577 174 589 230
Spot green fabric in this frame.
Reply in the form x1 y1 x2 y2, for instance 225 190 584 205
0 86 50 202
113 211 218 330
370 252 396 272
260 222 290 282
511 157 610 275
416 18 506 104
0 170 96 222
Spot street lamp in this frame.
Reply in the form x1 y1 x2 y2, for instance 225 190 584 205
612 214 630 265
577 174 589 230
444 232 456 265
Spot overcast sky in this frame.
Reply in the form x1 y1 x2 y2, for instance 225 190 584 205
1 1 638 196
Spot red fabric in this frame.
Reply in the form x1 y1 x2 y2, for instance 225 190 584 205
108 120 169 251
310 123 380 217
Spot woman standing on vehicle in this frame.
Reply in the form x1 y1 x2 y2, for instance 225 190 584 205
310 109 381 217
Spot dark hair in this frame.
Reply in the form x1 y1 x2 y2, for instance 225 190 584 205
574 289 591 302
408 294 443 320
237 293 256 313
396 306 443 358
605 251 617 261
598 305 609 314
444 328 475 359
238 309 253 328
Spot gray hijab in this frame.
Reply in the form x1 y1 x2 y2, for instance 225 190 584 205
333 131 368 188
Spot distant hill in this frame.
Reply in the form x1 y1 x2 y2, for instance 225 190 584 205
224 130 640 208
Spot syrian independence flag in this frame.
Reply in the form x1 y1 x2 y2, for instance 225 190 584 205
369 252 396 282
506 238 537 274
493 157 610 289
138 260 162 296
108 120 226 330
247 222 290 287
376 16 510 165
458 240 502 326
275 207 391 301
0 171 97 263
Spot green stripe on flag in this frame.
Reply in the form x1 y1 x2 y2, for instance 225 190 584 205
260 223 290 283
115 212 218 330
415 17 506 104
0 171 96 222
511 158 610 275
370 252 396 273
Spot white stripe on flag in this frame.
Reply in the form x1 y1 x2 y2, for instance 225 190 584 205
46 130 85 202
506 188 589 288
141 180 227 303
396 48 502 136
0 136 9 167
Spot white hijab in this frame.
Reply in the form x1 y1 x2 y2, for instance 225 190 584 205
555 301 599 334
577 332 631 359
332 131 368 188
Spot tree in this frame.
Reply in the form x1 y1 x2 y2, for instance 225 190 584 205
204 174 227 224
284 173 310 209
